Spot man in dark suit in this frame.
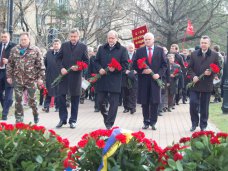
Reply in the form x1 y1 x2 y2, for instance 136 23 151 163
95 30 128 130
56 29 89 129
188 35 221 131
0 32 16 120
133 32 167 130
43 39 61 113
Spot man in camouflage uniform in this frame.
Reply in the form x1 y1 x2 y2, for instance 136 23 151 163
6 32 44 123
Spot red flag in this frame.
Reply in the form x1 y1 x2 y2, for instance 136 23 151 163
186 20 194 36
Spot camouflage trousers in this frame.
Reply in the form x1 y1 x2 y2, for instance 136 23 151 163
214 82 221 99
14 82 38 122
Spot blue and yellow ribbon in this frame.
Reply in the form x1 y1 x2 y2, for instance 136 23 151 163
98 128 132 171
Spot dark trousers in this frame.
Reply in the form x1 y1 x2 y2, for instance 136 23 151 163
39 89 44 105
0 70 13 118
142 103 159 126
98 92 119 127
94 93 99 109
122 87 137 110
189 91 211 129
59 95 80 123
44 95 60 109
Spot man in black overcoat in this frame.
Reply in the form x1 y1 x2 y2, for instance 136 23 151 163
56 29 89 129
133 32 167 130
95 30 128 129
43 39 61 113
188 35 221 132
0 32 16 120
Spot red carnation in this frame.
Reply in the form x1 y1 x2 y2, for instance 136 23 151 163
56 136 63 143
108 58 122 71
137 58 147 69
209 63 220 74
137 58 165 88
210 136 220 145
184 62 189 68
78 139 88 148
173 152 183 161
49 129 56 136
173 68 179 76
132 131 145 142
76 61 88 71
96 139 106 148
88 58 122 84
179 137 191 143
4 124 14 131
62 138 70 148
63 158 77 169
15 122 25 130
128 59 132 64
70 146 78 153
216 132 228 138
116 134 127 144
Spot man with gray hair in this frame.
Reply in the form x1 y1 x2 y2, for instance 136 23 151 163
133 32 167 130
56 28 89 129
95 30 128 129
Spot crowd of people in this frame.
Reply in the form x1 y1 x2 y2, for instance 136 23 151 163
0 29 226 131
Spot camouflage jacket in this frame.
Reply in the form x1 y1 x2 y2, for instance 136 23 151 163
6 44 45 84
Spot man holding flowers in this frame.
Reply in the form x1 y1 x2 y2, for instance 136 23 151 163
55 29 89 129
187 35 221 132
133 32 167 130
95 30 128 130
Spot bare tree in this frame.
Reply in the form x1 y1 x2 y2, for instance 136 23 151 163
131 0 228 49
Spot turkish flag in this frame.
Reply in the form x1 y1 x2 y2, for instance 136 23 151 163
186 20 194 36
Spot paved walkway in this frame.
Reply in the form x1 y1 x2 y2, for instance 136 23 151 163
4 100 219 148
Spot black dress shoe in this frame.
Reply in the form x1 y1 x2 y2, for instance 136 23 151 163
190 126 197 132
106 125 112 130
123 109 129 113
34 116 39 124
167 108 172 112
200 127 206 131
94 108 100 112
142 125 149 129
130 108 136 114
151 124 156 130
56 121 67 128
1 116 7 120
158 113 163 116
69 123 76 129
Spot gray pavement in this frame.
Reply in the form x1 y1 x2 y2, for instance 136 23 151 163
3 99 219 148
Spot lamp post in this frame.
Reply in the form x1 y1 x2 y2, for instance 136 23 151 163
221 32 228 114
8 0 13 39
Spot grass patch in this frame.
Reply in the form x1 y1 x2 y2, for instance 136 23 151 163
209 102 228 132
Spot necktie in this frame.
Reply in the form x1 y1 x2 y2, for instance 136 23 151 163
0 44 6 67
148 47 152 64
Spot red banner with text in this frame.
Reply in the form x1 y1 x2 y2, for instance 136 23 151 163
132 25 148 49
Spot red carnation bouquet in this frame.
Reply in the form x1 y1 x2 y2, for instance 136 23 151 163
172 68 180 76
137 58 165 88
52 61 88 88
40 84 48 96
88 58 122 84
184 62 189 68
187 63 220 89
